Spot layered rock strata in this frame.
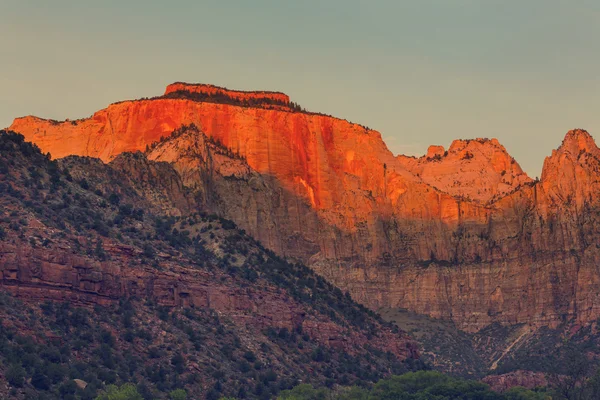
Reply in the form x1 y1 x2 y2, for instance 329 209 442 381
9 81 600 333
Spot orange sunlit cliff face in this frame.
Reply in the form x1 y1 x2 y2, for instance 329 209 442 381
10 84 469 222
9 84 600 332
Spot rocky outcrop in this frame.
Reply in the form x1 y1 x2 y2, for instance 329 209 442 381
8 84 600 335
483 371 548 392
60 152 193 216
141 124 600 333
0 129 417 361
0 240 415 357
397 138 532 203
540 128 600 211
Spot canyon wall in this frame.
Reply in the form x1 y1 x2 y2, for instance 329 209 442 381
9 84 600 332
0 133 417 361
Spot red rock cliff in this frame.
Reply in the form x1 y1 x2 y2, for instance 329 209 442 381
9 84 600 333
9 91 473 226
397 138 531 203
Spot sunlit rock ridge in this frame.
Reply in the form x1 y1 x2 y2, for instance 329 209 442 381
9 83 600 333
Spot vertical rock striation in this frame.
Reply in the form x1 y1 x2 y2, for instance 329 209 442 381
9 84 600 333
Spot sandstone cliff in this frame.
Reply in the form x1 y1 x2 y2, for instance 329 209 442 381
397 138 532 203
9 84 600 338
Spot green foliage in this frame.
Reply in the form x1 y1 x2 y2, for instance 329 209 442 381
335 386 369 400
109 193 121 206
95 239 107 260
163 90 303 112
6 364 25 388
80 178 90 190
143 243 156 258
95 383 144 400
504 387 549 400
278 384 330 400
170 352 185 374
169 388 187 400
277 371 551 400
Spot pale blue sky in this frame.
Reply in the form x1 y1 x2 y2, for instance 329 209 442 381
2 1 600 176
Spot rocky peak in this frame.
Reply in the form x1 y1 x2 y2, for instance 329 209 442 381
426 145 445 159
560 129 597 153
398 137 531 203
448 137 501 152
145 123 254 185
541 129 600 208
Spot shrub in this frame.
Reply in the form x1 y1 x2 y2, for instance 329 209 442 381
169 389 187 400
6 364 25 387
143 243 156 258
95 383 144 400
109 193 121 206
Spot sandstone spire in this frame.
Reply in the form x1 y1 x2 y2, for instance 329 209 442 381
541 129 600 208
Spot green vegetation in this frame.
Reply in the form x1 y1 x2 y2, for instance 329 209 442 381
96 384 144 400
492 324 600 376
277 371 550 400
381 307 600 385
379 308 487 378
162 90 305 112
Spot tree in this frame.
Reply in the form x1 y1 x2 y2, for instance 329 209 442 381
95 383 144 400
171 352 185 374
59 380 79 397
278 384 329 400
505 387 549 400
31 369 51 390
6 364 25 388
169 389 187 400
335 386 369 400
143 243 156 258
109 193 121 206
95 239 107 261
550 349 592 400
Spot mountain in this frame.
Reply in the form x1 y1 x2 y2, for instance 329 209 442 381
9 82 600 379
397 138 532 203
0 130 420 399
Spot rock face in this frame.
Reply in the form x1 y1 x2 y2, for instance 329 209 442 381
0 130 417 363
0 130 423 399
540 128 600 210
482 371 548 392
0 241 413 358
397 138 531 203
9 84 600 335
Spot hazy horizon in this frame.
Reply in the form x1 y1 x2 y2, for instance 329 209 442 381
2 1 600 177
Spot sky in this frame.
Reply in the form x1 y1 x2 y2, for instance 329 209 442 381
1 1 600 177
